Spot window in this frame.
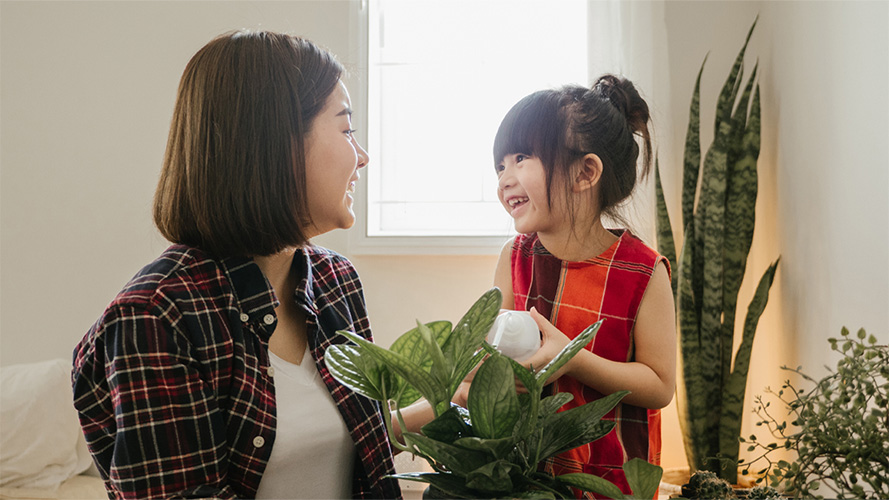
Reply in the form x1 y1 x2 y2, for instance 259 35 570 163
354 0 590 253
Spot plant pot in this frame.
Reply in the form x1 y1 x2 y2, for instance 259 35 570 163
660 467 764 499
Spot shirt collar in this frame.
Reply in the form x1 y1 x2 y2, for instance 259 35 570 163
220 255 279 326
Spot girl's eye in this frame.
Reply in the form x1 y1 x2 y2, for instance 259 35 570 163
516 154 527 163
495 164 505 174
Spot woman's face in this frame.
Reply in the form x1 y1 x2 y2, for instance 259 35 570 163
303 80 369 238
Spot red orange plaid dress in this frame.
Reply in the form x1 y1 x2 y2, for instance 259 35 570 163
510 230 668 498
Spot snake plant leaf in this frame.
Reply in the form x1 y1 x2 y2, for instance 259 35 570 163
467 353 520 439
682 55 706 230
721 68 760 393
536 320 603 384
555 473 625 500
465 459 519 493
654 159 678 298
421 404 473 444
403 431 492 476
677 222 711 470
324 344 390 402
719 258 779 477
339 329 445 406
623 458 664 500
715 15 757 134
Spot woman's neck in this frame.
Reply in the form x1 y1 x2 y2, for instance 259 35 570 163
536 219 618 262
253 248 299 301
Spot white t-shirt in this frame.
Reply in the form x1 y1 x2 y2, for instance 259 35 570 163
255 350 356 500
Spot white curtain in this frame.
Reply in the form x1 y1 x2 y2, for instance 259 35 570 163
588 0 674 243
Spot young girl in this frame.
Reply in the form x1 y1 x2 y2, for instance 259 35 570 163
492 75 677 497
71 31 401 499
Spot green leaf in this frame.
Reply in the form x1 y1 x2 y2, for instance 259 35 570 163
623 458 663 500
388 320 453 407
465 460 519 493
421 405 473 444
654 159 678 298
418 320 453 389
682 55 706 231
467 353 520 439
538 391 627 459
390 472 477 499
324 344 390 402
536 320 603 384
556 473 625 499
339 330 446 405
402 432 490 476
539 392 574 418
453 436 517 460
719 258 779 466
446 287 502 356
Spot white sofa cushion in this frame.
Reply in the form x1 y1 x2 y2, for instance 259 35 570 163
0 359 93 490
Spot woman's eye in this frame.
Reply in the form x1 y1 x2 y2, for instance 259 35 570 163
344 129 357 137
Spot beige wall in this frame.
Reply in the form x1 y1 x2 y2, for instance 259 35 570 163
2 0 887 472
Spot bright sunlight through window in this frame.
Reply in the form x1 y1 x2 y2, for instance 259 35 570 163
365 0 588 238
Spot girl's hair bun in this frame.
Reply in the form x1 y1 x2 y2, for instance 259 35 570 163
592 74 650 137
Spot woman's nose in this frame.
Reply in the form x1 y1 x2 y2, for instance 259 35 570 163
355 139 369 168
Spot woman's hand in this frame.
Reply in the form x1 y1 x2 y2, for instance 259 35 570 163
521 307 572 384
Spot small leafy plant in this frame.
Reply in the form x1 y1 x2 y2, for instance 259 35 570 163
324 288 663 499
740 327 889 499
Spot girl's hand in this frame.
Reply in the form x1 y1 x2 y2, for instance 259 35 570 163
522 307 572 384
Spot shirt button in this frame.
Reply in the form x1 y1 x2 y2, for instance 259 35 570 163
263 314 276 325
239 313 249 322
267 366 275 378
253 436 265 448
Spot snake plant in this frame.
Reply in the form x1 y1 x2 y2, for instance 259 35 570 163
324 288 663 499
655 17 780 484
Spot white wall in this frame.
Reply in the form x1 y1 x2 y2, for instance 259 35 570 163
2 0 887 472
657 0 889 469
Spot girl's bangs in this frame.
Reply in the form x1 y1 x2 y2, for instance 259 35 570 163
493 90 563 166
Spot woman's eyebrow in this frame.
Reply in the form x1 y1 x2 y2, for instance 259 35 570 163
336 107 353 117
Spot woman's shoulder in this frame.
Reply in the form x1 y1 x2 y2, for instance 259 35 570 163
110 245 228 311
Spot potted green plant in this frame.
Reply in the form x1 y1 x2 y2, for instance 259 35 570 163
654 17 780 484
324 288 663 499
739 327 889 499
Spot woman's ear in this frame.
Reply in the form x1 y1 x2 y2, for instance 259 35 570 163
572 153 603 193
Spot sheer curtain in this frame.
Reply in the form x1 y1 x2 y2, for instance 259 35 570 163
589 0 673 244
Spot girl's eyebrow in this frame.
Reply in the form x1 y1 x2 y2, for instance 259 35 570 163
336 107 353 117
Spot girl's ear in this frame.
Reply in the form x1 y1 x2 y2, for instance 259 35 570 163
572 153 603 193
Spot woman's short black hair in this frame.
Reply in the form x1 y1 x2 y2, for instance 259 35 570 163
153 30 344 257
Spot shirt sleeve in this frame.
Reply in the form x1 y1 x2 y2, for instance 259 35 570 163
72 302 238 500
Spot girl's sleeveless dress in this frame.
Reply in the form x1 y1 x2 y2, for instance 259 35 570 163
510 230 668 498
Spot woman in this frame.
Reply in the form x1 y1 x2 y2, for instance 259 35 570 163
72 30 401 499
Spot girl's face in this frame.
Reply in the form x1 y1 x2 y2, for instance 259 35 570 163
496 153 569 236
303 81 369 238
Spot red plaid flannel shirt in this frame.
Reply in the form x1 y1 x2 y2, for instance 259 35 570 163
72 244 401 499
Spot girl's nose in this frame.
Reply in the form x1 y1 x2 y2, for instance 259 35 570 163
498 169 513 190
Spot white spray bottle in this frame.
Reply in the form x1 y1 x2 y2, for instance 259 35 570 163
486 310 541 361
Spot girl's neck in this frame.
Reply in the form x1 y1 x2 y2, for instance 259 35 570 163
536 219 618 262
